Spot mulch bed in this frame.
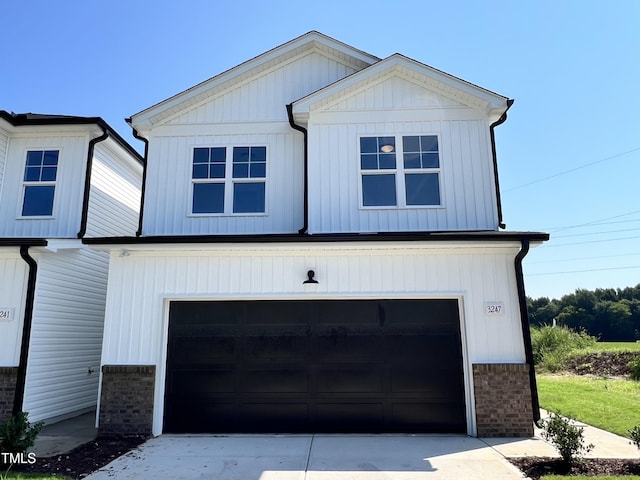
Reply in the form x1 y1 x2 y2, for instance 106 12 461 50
564 351 638 377
510 457 640 479
3 436 147 479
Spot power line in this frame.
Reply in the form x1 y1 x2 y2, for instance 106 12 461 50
527 265 640 276
552 227 640 239
503 147 640 192
541 210 640 233
541 235 640 247
526 252 640 264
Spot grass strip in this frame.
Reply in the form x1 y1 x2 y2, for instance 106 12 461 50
538 374 640 437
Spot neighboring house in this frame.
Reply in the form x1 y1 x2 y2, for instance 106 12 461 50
86 32 548 438
0 111 143 425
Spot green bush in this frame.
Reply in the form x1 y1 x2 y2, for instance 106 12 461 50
531 325 597 372
540 411 594 465
629 357 640 380
0 412 44 456
629 424 640 449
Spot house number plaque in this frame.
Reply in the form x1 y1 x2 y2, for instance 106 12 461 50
484 302 505 316
0 307 15 322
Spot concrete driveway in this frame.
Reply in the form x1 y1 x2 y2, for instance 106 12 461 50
84 434 532 480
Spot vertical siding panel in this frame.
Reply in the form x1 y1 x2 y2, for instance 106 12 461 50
24 248 108 421
0 252 29 366
0 135 87 238
0 130 8 196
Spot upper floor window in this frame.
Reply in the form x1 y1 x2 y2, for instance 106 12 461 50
360 135 441 208
192 146 266 215
22 150 59 216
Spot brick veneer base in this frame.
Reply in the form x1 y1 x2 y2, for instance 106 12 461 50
473 363 534 437
99 365 155 436
0 367 18 424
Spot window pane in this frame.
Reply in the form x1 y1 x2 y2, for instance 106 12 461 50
379 137 395 152
403 136 420 152
193 183 224 213
250 146 266 161
233 182 265 213
43 150 59 165
360 137 378 154
24 166 41 181
210 147 226 162
41 166 57 181
420 135 438 152
403 153 421 169
250 162 266 178
192 164 208 179
22 185 55 216
362 174 396 206
405 173 440 205
193 148 209 164
361 154 378 170
379 153 396 169
421 152 439 168
26 151 43 166
233 164 249 178
210 164 225 179
233 147 250 163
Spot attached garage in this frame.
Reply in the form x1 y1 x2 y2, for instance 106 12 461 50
164 299 466 434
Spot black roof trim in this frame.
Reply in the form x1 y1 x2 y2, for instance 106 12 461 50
0 111 143 165
83 231 549 245
0 238 48 247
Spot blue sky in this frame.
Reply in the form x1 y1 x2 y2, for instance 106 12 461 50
3 0 638 299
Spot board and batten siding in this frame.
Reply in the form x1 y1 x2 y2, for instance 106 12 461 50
0 129 8 200
98 243 525 435
23 247 108 422
166 51 359 126
0 134 88 238
142 130 303 235
85 141 142 238
304 74 499 233
0 250 29 366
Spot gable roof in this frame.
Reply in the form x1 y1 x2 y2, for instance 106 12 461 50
291 54 510 122
128 31 380 131
0 110 143 164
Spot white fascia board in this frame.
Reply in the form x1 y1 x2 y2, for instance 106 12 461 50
43 239 85 252
129 31 380 130
292 54 509 120
86 240 524 256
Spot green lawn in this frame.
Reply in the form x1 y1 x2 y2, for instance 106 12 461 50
537 374 640 437
578 341 640 354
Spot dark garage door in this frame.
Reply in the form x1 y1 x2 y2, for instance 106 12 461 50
164 299 466 433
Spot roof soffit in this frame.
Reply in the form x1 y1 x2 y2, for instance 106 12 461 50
130 32 380 131
292 54 509 119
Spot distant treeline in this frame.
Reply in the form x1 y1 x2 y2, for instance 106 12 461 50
527 284 640 341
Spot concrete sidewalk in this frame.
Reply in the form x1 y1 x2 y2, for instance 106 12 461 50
31 411 97 458
84 435 527 480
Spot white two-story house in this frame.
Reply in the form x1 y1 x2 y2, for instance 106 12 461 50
86 32 548 438
0 111 142 425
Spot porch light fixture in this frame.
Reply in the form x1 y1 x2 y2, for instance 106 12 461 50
303 270 318 284
380 144 394 153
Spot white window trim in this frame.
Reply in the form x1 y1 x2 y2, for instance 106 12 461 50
17 147 61 220
188 144 269 217
358 134 444 210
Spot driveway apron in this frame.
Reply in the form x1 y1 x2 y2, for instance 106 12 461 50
84 435 525 480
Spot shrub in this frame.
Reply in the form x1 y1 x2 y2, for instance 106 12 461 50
629 356 640 380
540 411 594 465
629 424 640 449
530 325 597 371
0 412 44 456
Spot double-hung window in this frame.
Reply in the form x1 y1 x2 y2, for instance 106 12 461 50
192 146 266 214
22 150 59 216
360 135 441 208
